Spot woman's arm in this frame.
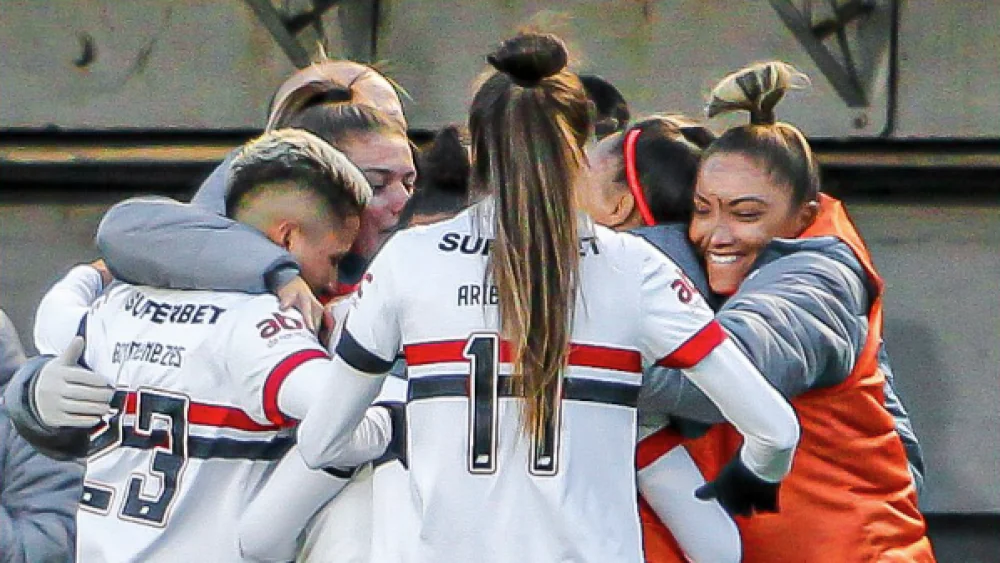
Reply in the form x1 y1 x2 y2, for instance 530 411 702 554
239 447 351 562
638 241 800 485
188 153 235 215
642 249 871 426
637 446 741 563
33 265 105 355
291 240 403 470
878 342 926 494
96 197 299 294
0 420 84 563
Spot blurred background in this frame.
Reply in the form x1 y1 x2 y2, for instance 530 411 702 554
1 1 997 560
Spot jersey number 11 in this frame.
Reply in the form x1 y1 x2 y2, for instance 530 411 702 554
464 334 563 477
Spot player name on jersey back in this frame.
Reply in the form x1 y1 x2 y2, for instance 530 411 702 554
440 231 601 307
336 203 721 563
78 285 327 563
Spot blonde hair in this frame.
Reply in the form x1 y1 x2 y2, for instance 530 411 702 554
704 61 820 206
469 32 591 438
266 53 407 130
227 128 371 220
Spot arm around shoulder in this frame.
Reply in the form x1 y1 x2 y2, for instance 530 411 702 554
33 265 103 356
718 250 871 396
97 196 299 293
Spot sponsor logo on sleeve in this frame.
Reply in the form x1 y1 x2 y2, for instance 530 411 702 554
256 313 305 339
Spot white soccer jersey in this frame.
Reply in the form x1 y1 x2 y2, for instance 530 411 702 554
370 373 415 562
291 368 411 563
335 201 726 563
77 285 328 563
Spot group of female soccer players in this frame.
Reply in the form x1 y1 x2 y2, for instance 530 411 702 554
33 28 934 562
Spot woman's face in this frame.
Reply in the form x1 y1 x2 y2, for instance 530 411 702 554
340 131 416 258
689 152 814 295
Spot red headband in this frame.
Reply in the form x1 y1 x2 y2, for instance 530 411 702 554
623 129 656 226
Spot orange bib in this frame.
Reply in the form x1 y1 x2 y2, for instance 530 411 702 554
641 195 934 562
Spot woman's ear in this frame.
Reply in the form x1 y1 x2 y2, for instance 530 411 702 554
608 190 638 229
797 199 820 232
265 220 297 250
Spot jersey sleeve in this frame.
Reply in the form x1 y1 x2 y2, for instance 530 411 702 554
33 265 104 356
635 241 727 368
637 446 742 563
334 238 403 375
223 297 330 427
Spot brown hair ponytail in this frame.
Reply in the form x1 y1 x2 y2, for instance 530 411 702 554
469 32 591 437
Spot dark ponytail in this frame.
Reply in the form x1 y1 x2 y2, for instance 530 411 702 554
397 125 471 227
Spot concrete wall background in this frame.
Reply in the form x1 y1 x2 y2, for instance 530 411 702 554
1 1 998 557
848 202 1000 513
2 1 999 138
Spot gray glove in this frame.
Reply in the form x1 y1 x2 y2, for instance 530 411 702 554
32 337 113 428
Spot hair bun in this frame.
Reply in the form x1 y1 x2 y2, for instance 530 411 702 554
486 33 568 86
706 61 809 125
420 125 470 195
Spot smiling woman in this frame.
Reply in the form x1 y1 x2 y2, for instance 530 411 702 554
691 150 817 295
650 61 935 563
689 62 819 295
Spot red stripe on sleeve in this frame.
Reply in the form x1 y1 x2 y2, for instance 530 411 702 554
263 348 330 427
636 426 687 470
656 320 727 369
122 391 283 432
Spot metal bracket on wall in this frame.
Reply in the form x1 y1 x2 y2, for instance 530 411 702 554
242 0 342 68
770 0 881 107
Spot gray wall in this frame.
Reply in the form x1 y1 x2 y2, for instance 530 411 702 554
849 202 1000 513
0 196 113 346
2 1 999 139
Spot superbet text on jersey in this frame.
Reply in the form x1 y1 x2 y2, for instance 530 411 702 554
335 202 725 563
76 286 327 562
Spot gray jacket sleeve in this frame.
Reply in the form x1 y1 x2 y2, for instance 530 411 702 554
878 343 926 495
0 311 84 563
641 249 870 425
188 154 234 215
0 312 26 385
96 197 300 294
0 414 83 563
